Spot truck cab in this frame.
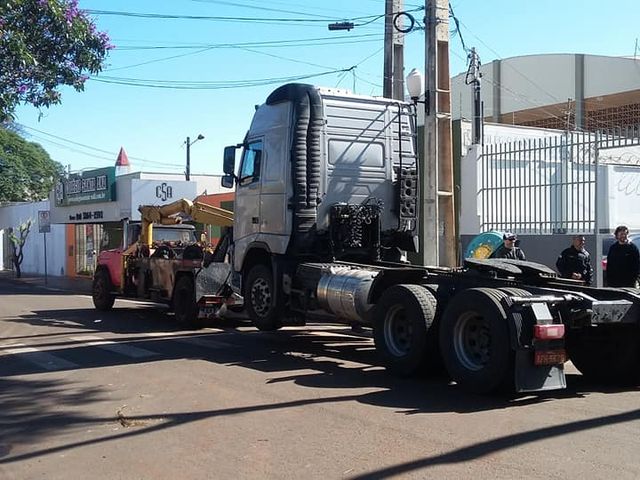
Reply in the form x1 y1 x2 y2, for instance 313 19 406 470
223 83 419 272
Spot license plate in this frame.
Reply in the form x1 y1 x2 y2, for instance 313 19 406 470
534 349 566 366
198 307 217 318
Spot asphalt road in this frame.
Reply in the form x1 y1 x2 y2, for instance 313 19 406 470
1 280 639 480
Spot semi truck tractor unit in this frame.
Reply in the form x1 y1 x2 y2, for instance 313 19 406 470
218 83 640 394
93 83 640 394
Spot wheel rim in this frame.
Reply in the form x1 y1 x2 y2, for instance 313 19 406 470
453 311 490 371
383 304 412 357
251 277 271 318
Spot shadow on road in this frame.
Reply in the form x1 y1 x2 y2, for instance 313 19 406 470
2 299 639 468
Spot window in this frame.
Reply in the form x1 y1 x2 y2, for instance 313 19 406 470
238 140 263 187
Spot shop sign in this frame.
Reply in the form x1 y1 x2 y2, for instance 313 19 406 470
68 210 105 222
55 167 116 206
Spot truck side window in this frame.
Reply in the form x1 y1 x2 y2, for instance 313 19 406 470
238 140 263 187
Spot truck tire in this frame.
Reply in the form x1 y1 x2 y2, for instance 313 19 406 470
173 275 204 329
439 288 512 394
245 264 282 331
372 284 437 377
566 325 640 385
92 269 115 311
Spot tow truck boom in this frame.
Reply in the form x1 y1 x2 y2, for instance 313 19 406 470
138 198 234 246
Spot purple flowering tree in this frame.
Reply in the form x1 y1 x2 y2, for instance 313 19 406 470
0 0 114 121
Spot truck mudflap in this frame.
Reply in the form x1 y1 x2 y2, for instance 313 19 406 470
500 292 569 392
514 350 566 392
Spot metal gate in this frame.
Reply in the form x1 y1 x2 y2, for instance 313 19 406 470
479 125 640 234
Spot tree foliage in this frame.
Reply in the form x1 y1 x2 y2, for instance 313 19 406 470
0 126 64 202
0 0 113 121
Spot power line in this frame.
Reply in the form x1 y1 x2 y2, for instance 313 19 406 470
18 124 182 168
90 68 354 90
86 8 387 25
113 33 382 51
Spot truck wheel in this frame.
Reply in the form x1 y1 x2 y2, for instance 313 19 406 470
372 284 437 377
245 264 282 331
566 325 640 385
439 288 512 394
173 276 203 329
92 269 115 311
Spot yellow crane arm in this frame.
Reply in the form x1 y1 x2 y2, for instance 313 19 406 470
138 198 234 246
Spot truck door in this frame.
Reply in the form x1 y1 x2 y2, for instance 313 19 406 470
233 140 263 267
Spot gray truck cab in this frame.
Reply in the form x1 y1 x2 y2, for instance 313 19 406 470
222 83 419 272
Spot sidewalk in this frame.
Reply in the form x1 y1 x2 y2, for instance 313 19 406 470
0 270 92 294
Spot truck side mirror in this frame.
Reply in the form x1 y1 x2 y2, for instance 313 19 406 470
223 146 236 174
221 174 234 189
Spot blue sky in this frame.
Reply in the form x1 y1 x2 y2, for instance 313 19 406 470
14 0 640 176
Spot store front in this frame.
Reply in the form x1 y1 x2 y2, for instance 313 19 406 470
51 167 198 276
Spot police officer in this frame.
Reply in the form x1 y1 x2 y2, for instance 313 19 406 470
556 235 593 285
490 232 526 260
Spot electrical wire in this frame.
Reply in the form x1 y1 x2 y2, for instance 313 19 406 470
18 124 182 168
114 33 382 51
90 68 354 90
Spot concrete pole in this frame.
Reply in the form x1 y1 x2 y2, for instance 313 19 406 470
384 0 404 100
420 0 456 266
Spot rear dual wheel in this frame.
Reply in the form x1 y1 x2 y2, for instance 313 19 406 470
372 284 437 376
439 288 513 394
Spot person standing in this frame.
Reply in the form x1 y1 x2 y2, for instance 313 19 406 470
490 232 526 260
606 225 640 287
556 235 593 285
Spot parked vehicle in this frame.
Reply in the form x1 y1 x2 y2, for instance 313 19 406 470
92 199 235 328
96 84 640 394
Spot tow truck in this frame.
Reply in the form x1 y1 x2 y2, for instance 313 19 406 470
92 198 235 327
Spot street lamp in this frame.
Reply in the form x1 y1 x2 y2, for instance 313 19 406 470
185 134 205 181
406 68 428 114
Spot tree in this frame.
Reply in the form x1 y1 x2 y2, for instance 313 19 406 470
8 219 32 278
0 0 113 121
0 126 64 202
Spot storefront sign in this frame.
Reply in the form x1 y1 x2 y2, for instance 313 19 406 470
130 179 197 220
55 167 116 206
67 210 105 222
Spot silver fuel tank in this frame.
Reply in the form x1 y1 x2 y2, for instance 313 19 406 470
316 266 379 322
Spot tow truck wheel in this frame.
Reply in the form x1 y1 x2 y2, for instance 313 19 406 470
566 325 640 386
245 264 282 331
92 269 115 311
373 284 437 377
174 275 203 329
439 288 512 394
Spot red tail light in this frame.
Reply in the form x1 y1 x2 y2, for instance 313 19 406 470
534 324 565 340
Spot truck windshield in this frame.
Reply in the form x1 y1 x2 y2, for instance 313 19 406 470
153 228 195 243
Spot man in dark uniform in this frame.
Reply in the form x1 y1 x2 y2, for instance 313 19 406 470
606 225 640 287
490 232 526 260
556 235 593 285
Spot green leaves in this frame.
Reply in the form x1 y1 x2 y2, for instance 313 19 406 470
0 126 64 202
0 0 112 121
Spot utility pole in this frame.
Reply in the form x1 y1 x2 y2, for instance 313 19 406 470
467 47 482 145
185 136 191 181
420 0 456 266
384 0 404 100
185 134 205 182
